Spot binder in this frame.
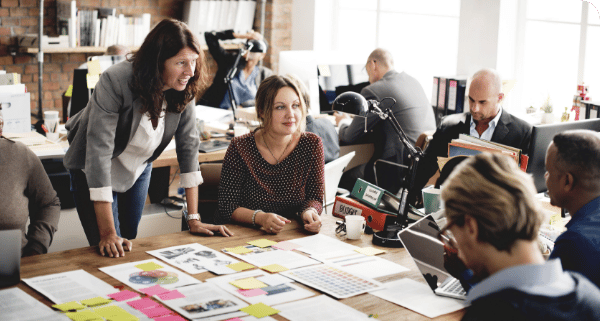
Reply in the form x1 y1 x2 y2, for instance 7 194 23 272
435 77 447 125
585 102 600 119
350 178 400 215
446 77 467 114
332 196 396 232
431 76 439 107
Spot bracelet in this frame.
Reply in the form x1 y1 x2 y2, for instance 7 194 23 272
252 209 262 226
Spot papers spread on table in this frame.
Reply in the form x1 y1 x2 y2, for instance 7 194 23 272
205 269 315 306
290 234 359 256
4 131 66 158
155 282 248 321
311 250 409 279
369 278 468 318
281 264 385 299
99 259 201 292
0 287 70 321
147 243 241 275
222 244 320 270
22 269 116 304
275 294 372 321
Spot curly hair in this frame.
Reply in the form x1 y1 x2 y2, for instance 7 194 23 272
129 19 209 119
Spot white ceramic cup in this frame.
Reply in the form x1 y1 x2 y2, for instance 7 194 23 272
345 215 366 240
233 124 249 137
44 111 60 141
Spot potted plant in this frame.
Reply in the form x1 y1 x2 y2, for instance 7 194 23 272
540 95 554 124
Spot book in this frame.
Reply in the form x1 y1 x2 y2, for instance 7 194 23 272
332 196 396 232
350 178 400 215
449 134 528 171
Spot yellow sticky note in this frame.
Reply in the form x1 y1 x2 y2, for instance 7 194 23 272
240 302 280 318
86 74 100 89
230 277 268 290
227 262 256 272
247 239 278 248
65 84 73 97
87 59 102 76
355 247 387 256
80 296 113 307
135 261 164 271
260 264 289 273
52 301 86 312
224 246 252 254
65 310 103 321
93 305 130 318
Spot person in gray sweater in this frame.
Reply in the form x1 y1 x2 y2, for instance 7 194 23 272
0 113 60 256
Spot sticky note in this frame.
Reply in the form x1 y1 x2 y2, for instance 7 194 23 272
80 296 113 307
87 59 102 75
52 301 86 312
154 315 186 321
107 290 140 302
224 246 252 254
240 302 280 318
355 247 387 256
224 318 244 321
93 305 129 318
65 84 73 97
86 74 100 89
127 298 161 310
65 310 103 321
229 277 268 290
140 284 169 296
260 264 289 273
135 261 164 271
247 239 278 248
226 262 255 272
273 241 301 251
141 306 172 318
157 289 185 301
237 288 267 297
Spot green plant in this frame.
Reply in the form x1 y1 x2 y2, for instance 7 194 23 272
540 95 553 113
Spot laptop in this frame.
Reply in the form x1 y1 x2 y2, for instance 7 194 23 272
0 229 21 288
398 215 467 299
198 140 230 153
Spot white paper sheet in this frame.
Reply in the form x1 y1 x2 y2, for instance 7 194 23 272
290 234 359 256
156 282 248 320
312 250 410 278
205 270 315 306
370 278 467 318
22 269 116 304
147 243 240 275
99 259 201 292
275 295 371 321
223 245 320 270
0 288 70 321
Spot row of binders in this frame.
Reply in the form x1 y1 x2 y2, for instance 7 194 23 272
432 76 467 125
183 0 257 44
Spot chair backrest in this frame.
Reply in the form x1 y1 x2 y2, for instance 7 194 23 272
323 151 355 207
198 163 223 199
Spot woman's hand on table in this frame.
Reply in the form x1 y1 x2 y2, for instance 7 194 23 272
99 233 132 258
188 220 234 237
257 212 290 234
302 209 322 233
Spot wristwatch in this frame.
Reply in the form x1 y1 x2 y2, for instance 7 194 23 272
184 211 201 222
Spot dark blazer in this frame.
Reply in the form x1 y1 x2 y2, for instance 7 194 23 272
410 110 532 202
306 115 340 163
199 30 273 107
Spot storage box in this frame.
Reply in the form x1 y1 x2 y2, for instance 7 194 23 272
18 34 69 49
0 93 31 133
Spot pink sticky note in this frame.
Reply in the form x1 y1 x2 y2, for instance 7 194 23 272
157 290 185 301
107 290 140 302
224 318 244 321
273 241 301 251
141 306 172 318
237 288 268 297
127 298 161 310
154 315 186 321
140 284 170 296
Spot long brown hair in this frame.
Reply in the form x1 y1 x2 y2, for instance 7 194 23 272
130 19 209 119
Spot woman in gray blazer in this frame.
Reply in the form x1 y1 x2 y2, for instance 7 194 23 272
64 19 233 258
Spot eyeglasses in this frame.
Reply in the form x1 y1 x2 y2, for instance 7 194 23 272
437 220 457 250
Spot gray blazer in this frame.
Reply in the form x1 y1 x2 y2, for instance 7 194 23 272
63 61 200 189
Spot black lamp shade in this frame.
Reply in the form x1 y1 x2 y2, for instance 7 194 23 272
332 92 368 115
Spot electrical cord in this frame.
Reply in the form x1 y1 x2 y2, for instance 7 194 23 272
160 167 184 219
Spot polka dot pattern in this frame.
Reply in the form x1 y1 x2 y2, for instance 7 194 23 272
217 131 325 223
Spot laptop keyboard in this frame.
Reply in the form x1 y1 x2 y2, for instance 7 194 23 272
444 278 466 295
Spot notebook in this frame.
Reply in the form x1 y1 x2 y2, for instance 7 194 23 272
198 140 230 153
397 215 467 300
0 229 21 288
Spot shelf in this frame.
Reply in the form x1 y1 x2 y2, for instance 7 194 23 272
20 43 242 54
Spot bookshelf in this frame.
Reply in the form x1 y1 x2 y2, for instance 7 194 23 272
20 44 241 54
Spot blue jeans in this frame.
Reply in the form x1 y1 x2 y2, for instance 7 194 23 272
70 163 153 246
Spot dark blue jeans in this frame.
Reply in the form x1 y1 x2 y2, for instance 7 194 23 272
70 163 153 246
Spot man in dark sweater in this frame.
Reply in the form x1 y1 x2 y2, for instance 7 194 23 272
440 153 600 321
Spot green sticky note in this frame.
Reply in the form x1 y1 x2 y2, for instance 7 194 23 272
226 262 256 272
224 246 252 254
52 301 86 312
247 239 278 248
65 84 73 97
134 261 164 271
240 302 280 318
230 277 268 290
80 296 113 307
65 310 103 321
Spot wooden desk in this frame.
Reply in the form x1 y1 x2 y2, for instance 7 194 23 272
153 147 227 168
17 215 464 321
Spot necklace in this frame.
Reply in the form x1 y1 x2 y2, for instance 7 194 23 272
263 132 293 165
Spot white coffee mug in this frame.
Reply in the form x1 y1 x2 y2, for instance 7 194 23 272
345 215 366 240
233 124 249 137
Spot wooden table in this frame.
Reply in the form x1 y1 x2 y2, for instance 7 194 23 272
16 215 464 320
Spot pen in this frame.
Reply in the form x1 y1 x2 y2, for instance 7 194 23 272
41 124 48 133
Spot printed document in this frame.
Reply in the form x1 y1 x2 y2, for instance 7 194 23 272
147 243 240 275
312 250 409 278
223 245 319 270
0 287 70 321
275 295 371 321
22 269 116 304
290 234 359 256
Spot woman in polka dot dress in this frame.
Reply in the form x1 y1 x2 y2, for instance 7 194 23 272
216 75 325 234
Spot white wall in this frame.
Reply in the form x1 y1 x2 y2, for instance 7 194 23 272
291 0 316 50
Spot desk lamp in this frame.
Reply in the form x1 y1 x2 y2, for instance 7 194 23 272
332 92 424 247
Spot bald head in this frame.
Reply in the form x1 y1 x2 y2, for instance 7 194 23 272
468 68 504 122
365 48 394 84
471 68 502 94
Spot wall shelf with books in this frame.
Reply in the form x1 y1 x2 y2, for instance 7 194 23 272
19 44 241 55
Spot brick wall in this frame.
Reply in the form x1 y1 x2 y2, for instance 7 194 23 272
0 0 291 121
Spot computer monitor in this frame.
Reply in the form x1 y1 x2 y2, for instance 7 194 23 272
526 118 600 193
318 64 369 112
